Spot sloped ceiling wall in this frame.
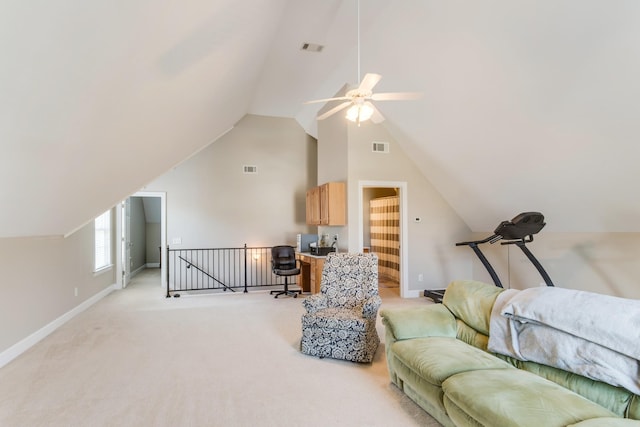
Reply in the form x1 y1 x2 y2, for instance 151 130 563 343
2 0 640 237
0 0 288 237
372 1 640 233
253 0 640 233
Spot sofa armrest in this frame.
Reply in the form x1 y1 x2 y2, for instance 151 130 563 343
380 304 457 341
302 293 327 314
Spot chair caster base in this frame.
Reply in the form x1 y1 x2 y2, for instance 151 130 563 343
270 290 301 299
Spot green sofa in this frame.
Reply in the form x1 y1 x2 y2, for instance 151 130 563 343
380 280 640 427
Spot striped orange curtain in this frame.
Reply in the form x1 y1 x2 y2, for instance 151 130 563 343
369 196 400 283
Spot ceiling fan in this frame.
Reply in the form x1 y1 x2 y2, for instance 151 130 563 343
305 0 421 125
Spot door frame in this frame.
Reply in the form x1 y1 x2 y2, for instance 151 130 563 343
357 180 409 298
116 191 167 289
123 198 131 287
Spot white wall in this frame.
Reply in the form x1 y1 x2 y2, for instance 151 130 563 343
146 223 161 264
316 114 472 294
145 114 317 248
467 231 640 299
347 121 472 294
317 111 348 184
0 213 116 355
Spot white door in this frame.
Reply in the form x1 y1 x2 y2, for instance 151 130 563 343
122 198 132 287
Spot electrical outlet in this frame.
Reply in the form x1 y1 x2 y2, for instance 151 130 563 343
74 287 78 297
333 234 338 241
418 274 424 282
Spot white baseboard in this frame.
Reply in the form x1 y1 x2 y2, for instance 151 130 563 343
403 289 424 298
130 265 146 278
0 284 117 369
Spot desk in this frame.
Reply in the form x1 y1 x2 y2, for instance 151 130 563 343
296 252 326 294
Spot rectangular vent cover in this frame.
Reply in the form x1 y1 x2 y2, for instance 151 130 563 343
372 141 390 153
243 165 257 174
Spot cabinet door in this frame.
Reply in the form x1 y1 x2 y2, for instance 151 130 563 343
307 182 345 226
320 182 346 226
306 187 321 225
319 184 329 225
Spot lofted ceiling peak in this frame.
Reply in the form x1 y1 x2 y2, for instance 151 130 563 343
2 0 640 237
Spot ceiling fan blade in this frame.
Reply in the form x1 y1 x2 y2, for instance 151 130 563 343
304 96 350 105
371 92 423 101
371 104 385 124
317 101 352 120
358 73 382 93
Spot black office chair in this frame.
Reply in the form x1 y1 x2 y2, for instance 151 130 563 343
270 245 302 298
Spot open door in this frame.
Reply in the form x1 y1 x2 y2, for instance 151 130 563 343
121 198 132 288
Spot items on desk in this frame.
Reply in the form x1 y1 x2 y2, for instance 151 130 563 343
296 233 317 252
310 246 335 256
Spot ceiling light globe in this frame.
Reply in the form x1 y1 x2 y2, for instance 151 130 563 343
359 102 374 121
346 105 360 122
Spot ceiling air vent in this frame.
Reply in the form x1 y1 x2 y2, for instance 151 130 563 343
301 42 324 53
243 165 257 174
372 141 389 153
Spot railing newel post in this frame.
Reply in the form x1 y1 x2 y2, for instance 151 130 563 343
243 243 248 293
166 245 171 298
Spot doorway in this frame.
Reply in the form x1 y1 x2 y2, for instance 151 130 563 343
116 191 167 289
358 181 408 298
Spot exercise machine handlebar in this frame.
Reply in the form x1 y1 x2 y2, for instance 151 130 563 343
455 212 554 288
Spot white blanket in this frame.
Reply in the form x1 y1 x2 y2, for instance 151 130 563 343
488 287 640 394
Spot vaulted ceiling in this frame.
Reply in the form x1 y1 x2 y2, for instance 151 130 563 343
2 0 639 238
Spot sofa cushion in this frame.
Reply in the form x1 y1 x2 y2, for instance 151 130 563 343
381 304 457 340
442 280 503 336
443 369 618 427
456 318 490 350
301 307 370 332
390 337 513 387
568 419 640 426
628 395 640 420
517 360 636 418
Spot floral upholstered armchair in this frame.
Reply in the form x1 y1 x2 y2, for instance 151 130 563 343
301 252 381 363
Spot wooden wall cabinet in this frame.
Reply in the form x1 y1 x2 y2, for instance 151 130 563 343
306 182 346 226
305 186 321 225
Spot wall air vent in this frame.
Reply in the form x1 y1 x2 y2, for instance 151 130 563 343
301 43 324 53
243 165 257 174
372 141 390 153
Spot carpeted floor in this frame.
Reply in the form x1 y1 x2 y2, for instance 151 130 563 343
0 269 441 427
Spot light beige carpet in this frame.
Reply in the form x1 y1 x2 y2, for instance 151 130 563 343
0 269 441 427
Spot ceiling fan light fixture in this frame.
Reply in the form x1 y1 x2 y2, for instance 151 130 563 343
346 102 374 123
304 0 420 124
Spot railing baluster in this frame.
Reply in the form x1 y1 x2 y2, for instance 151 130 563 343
165 245 300 297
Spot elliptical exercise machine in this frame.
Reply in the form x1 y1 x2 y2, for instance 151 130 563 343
424 212 554 303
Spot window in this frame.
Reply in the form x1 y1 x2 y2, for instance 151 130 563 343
94 210 111 271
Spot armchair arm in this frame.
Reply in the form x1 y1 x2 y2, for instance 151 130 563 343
302 293 327 314
380 304 457 341
361 295 382 319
